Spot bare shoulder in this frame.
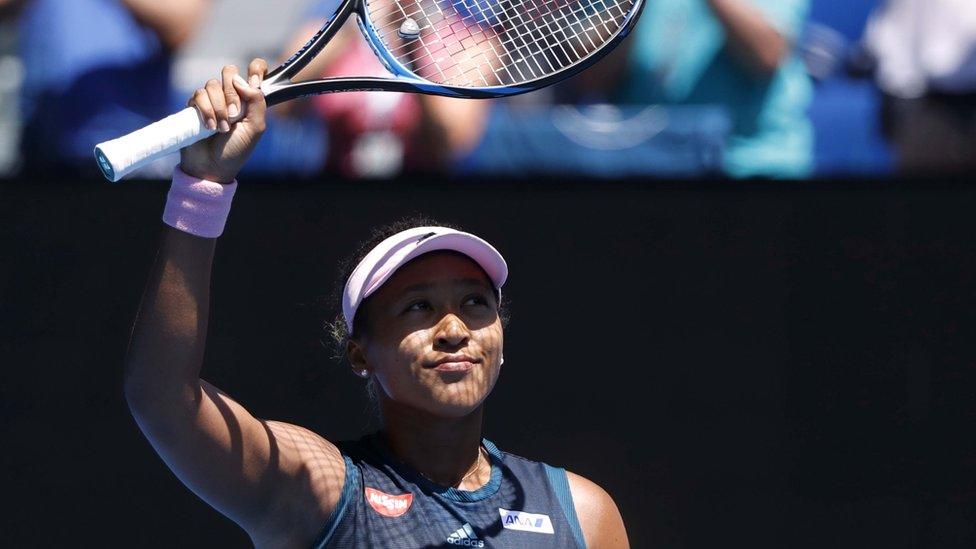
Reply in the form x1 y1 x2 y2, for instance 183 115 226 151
253 421 347 546
565 471 629 549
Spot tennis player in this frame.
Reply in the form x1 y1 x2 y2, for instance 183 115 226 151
124 60 629 548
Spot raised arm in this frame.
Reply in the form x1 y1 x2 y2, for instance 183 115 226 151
123 60 346 546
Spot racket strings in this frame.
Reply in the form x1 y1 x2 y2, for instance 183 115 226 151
488 0 623 76
370 0 577 81
376 0 611 66
364 0 634 87
441 0 619 86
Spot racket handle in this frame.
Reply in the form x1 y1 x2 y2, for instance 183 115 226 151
94 107 216 182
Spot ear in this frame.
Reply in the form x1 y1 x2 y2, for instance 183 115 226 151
347 339 369 376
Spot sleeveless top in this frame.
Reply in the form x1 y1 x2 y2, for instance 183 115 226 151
313 433 587 548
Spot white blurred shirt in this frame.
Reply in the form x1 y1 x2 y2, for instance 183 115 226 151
866 0 976 97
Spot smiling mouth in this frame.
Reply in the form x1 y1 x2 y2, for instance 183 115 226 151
433 361 478 372
427 355 481 372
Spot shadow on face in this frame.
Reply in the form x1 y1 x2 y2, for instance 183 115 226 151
348 251 505 417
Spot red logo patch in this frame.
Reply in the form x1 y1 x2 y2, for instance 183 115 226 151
365 487 414 517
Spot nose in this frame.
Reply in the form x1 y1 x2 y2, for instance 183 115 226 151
434 314 469 349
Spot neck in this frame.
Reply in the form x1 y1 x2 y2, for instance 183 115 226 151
378 395 488 489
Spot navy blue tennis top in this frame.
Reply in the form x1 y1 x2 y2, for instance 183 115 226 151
313 433 587 548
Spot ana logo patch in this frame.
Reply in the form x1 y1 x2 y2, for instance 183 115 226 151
498 508 555 534
365 487 413 517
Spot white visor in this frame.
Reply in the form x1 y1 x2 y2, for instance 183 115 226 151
342 226 508 333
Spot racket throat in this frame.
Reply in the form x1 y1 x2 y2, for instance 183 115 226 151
264 0 356 87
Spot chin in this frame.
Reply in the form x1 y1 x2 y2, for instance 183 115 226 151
432 375 504 416
427 398 484 418
419 384 486 417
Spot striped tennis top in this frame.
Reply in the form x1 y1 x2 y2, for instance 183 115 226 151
313 433 586 548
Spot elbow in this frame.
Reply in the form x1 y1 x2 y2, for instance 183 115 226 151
123 374 200 442
122 364 197 417
154 2 210 51
446 126 486 159
755 45 788 75
750 33 791 76
159 29 194 51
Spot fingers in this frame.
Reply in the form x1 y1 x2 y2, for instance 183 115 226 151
189 87 217 132
222 65 242 122
233 58 269 131
248 58 269 88
205 78 232 133
188 59 269 134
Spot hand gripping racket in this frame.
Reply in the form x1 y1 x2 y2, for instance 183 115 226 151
94 0 644 181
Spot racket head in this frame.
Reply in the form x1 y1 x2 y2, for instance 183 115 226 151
356 0 644 97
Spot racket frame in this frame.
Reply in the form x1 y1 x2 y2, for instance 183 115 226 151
260 0 645 104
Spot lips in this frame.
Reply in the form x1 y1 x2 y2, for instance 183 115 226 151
427 354 481 372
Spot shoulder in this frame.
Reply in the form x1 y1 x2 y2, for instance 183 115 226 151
565 471 629 549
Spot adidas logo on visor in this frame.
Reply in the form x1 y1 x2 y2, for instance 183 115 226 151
446 523 485 547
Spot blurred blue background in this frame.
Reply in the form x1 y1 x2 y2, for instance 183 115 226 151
0 0 973 180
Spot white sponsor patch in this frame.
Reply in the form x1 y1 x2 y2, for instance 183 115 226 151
498 508 555 534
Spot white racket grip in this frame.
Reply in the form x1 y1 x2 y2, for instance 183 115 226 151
94 107 216 182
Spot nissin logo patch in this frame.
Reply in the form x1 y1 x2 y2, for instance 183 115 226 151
498 508 555 534
365 487 413 517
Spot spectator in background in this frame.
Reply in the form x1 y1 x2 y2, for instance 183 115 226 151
865 0 976 173
580 0 814 178
277 2 489 178
17 0 210 175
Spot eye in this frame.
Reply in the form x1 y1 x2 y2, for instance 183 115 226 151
404 300 432 313
463 294 490 307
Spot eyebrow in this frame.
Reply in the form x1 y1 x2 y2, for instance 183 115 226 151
401 278 491 293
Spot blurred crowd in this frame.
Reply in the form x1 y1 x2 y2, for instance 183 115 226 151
0 0 974 180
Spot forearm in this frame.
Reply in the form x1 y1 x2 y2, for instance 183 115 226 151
706 0 789 75
124 227 216 409
121 0 209 50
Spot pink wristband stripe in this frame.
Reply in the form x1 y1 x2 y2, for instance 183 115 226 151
162 167 238 238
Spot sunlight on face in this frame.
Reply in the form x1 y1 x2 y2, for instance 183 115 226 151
356 251 504 417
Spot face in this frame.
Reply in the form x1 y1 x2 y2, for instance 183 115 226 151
348 251 504 417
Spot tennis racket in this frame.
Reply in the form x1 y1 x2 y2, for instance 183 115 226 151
94 0 644 181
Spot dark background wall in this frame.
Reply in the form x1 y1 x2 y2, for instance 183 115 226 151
2 178 975 548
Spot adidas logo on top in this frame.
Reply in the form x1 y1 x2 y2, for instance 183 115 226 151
446 523 485 547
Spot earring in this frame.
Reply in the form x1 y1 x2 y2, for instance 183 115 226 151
358 369 370 378
500 355 505 366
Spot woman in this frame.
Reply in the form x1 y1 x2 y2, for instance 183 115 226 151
123 59 629 548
